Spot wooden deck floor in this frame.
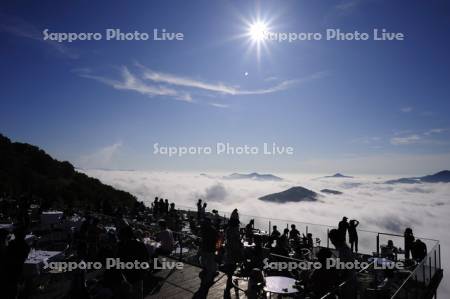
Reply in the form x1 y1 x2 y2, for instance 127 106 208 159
145 261 235 299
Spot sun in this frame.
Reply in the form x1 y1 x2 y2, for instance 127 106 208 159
238 16 275 63
248 21 268 42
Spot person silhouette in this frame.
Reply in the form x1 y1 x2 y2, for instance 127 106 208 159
230 208 239 223
412 239 427 262
348 219 359 253
268 225 280 247
193 218 218 299
404 228 415 260
223 217 242 299
328 229 355 298
117 226 148 299
4 226 30 299
196 199 203 220
338 217 349 242
289 224 300 240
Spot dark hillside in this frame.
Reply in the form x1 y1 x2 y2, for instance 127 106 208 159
0 134 137 213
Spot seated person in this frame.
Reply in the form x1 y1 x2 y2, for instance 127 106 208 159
244 236 267 271
289 224 300 240
280 229 290 249
247 268 265 299
245 219 255 242
306 233 314 248
381 240 398 260
268 225 281 247
188 216 198 234
154 219 175 256
305 248 338 298
412 239 427 262
272 229 290 257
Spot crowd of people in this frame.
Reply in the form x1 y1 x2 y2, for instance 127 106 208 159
190 210 430 298
0 196 431 299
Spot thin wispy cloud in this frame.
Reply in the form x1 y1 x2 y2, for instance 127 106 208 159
335 0 361 13
0 13 78 59
424 128 447 136
390 128 449 146
78 142 123 168
400 106 413 113
76 63 328 104
352 136 381 144
209 103 229 109
137 63 327 96
75 67 193 102
390 134 421 145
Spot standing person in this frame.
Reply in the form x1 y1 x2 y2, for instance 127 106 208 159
201 203 207 219
164 199 169 215
348 219 360 253
212 210 221 229
158 198 164 216
404 228 415 260
230 208 239 224
117 226 149 299
153 197 159 216
3 226 30 299
193 218 218 299
338 217 349 242
196 199 203 221
223 217 243 299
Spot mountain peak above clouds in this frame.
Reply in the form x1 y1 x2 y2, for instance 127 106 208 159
325 173 354 178
385 170 450 184
258 186 318 203
223 172 283 181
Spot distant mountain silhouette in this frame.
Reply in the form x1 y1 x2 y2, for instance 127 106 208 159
320 189 343 195
224 172 283 181
385 178 421 184
199 173 215 179
259 186 317 203
0 134 138 213
420 170 450 183
385 170 450 184
324 173 354 178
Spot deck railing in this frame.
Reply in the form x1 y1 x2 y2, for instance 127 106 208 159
172 204 442 298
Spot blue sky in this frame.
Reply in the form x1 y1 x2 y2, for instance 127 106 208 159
1 0 450 174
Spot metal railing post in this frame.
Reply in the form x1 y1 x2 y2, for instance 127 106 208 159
376 234 380 256
327 228 329 248
416 274 419 299
438 244 441 269
269 221 271 235
422 262 426 286
179 233 182 261
429 256 432 284
434 249 437 275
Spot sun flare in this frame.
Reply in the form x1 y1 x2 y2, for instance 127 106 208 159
248 21 268 42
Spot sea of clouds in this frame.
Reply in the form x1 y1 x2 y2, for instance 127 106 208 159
83 169 449 295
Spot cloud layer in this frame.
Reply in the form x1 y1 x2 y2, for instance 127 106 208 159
83 168 450 297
